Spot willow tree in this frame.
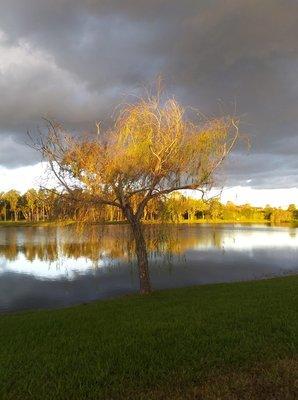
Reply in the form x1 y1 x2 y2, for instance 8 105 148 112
36 94 239 294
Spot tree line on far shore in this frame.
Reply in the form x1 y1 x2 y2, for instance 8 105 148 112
0 189 297 224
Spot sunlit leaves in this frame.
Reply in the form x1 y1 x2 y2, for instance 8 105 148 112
39 89 239 220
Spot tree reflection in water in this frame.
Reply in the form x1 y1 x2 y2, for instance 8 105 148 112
1 224 298 312
0 224 225 265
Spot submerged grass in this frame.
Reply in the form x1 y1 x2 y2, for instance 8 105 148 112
0 276 298 399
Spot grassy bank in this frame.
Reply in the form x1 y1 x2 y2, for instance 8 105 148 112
1 276 298 399
1 219 297 228
0 220 76 228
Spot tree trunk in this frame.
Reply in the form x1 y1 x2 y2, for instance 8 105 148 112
122 205 152 294
122 213 150 293
131 220 151 294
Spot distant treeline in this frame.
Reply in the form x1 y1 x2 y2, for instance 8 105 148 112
0 189 297 224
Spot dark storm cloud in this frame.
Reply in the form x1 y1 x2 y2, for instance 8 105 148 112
0 0 297 188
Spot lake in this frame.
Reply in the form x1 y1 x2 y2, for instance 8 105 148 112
0 223 297 312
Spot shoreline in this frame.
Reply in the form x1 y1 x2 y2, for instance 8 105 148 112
2 272 298 316
0 219 297 228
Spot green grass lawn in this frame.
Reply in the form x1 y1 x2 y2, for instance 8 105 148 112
1 276 298 399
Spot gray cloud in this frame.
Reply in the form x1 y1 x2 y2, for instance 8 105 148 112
0 0 297 188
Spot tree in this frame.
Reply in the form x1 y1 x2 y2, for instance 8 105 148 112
161 193 186 222
0 192 8 221
3 190 20 221
207 198 223 220
34 92 239 293
24 189 38 221
288 204 298 221
264 204 273 221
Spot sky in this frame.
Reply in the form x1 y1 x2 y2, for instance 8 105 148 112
0 0 297 206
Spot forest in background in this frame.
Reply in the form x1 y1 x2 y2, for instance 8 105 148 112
1 189 297 224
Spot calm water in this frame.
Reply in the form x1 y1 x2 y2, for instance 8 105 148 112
0 223 297 312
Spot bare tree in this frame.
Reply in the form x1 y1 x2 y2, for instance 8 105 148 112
34 92 239 294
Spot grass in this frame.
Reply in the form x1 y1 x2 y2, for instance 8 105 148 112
1 276 298 399
0 219 294 228
0 220 76 228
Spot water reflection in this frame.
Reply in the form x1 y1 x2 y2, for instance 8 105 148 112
0 224 298 312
